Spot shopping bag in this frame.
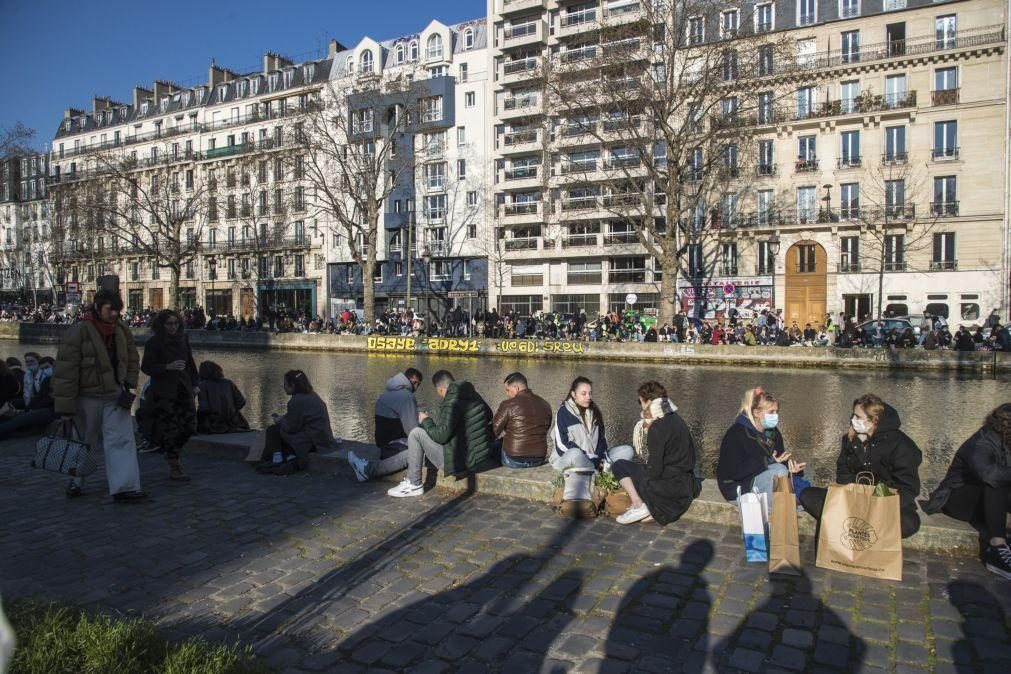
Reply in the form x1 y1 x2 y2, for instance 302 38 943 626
769 474 802 575
738 487 769 562
31 419 97 477
815 478 903 581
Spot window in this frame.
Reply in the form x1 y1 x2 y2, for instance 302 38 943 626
758 92 774 124
885 179 906 216
756 3 773 32
840 236 860 272
567 261 602 285
933 121 958 159
932 176 958 216
467 191 478 207
798 0 816 25
372 262 383 283
841 31 860 64
687 16 704 45
797 135 816 170
796 87 816 119
463 28 474 50
885 126 909 163
756 140 774 175
720 10 739 39
796 244 817 273
932 232 956 270
841 0 859 18
797 186 817 223
721 243 738 275
360 50 374 74
885 74 907 108
757 239 775 274
933 67 959 105
409 41 419 61
609 257 647 283
465 91 476 108
687 244 704 277
457 159 466 179
459 63 468 81
457 127 466 146
422 96 443 123
885 235 905 271
758 45 774 76
936 15 956 49
427 34 444 61
840 80 860 114
722 50 738 81
353 109 373 134
395 44 405 64
467 224 477 239
840 183 859 218
840 131 861 167
757 190 775 225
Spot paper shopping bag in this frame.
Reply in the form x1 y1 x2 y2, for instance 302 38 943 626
769 474 802 575
738 487 769 563
816 482 903 581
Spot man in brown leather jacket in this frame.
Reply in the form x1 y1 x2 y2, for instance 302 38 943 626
492 372 553 468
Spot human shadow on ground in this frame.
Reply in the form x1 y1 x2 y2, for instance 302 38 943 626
946 580 1011 672
603 539 715 674
713 571 866 673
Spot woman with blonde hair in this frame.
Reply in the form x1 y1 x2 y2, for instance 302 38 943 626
610 381 701 525
716 387 805 510
798 393 923 538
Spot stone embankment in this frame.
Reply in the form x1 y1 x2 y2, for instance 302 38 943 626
4 321 1009 374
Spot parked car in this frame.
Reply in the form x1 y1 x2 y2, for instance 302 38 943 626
856 318 917 342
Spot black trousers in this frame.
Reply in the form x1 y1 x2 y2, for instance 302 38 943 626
941 482 1011 540
798 486 922 539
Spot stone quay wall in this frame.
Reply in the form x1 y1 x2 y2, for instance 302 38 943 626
3 321 1009 374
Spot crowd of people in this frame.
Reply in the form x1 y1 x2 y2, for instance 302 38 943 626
4 291 1011 581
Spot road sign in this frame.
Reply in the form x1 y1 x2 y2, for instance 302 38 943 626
65 281 80 294
448 290 479 298
723 283 736 295
625 293 637 305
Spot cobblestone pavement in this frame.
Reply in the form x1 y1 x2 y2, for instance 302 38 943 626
2 438 1010 674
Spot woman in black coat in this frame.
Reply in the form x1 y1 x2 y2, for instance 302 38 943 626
799 394 923 538
141 309 198 481
923 404 1011 579
716 387 806 510
609 381 701 525
197 360 250 433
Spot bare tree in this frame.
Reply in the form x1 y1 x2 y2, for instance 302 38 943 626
841 161 941 320
0 122 36 156
54 141 210 309
538 2 798 324
299 71 427 322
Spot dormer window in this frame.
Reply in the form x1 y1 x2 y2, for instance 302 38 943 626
238 80 247 97
346 55 354 72
141 102 150 115
184 91 192 106
218 85 228 102
197 87 206 102
464 28 474 50
120 108 128 120
427 34 444 61
283 69 293 88
268 73 279 91
160 97 169 112
409 40 419 61
395 44 405 64
360 50 374 74
64 120 71 132
304 64 315 81
250 79 259 95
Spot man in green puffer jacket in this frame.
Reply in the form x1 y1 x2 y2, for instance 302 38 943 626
350 369 495 497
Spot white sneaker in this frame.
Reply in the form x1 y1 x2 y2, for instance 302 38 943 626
387 479 424 498
347 451 371 483
616 502 651 524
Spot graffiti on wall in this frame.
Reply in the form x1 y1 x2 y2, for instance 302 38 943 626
366 335 589 355
494 340 586 354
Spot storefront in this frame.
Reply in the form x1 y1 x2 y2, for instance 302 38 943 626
679 277 773 321
257 280 317 316
205 289 234 317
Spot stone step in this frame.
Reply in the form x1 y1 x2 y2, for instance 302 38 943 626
184 432 980 555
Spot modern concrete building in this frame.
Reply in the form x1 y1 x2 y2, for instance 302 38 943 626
324 19 492 319
487 0 1009 325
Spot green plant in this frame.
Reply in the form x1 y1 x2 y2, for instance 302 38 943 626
595 470 620 493
551 471 564 488
7 599 273 674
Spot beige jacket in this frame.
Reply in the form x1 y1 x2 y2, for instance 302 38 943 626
52 320 139 415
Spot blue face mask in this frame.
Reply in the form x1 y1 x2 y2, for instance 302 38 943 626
762 413 779 430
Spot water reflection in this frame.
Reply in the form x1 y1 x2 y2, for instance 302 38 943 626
16 341 1008 484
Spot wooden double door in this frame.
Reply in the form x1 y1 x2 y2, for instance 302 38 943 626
784 241 827 328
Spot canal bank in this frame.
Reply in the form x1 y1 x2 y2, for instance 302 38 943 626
3 322 1009 374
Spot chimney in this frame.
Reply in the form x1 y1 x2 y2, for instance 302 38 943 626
328 39 346 57
133 86 152 109
64 108 84 120
209 59 228 87
263 52 278 73
153 80 179 100
92 96 112 115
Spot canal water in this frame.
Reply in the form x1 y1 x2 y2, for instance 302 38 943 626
15 341 1010 487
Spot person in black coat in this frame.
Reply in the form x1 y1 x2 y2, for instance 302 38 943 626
196 360 249 434
923 404 1011 579
798 394 923 538
609 381 702 525
141 309 199 481
716 387 806 511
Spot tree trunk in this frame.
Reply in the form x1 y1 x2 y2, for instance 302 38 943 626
362 246 376 323
876 259 885 321
658 257 678 325
169 265 181 311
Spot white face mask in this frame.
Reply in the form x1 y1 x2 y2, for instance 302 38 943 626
761 413 779 429
851 415 871 435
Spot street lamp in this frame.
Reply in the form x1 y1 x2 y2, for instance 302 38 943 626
420 245 432 323
207 256 217 315
767 235 781 313
821 184 833 222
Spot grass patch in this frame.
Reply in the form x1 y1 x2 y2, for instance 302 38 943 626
7 599 272 674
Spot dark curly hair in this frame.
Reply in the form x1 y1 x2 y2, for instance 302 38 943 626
983 403 1011 450
151 309 184 337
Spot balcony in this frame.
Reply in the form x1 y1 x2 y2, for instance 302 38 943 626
608 269 647 283
501 0 545 17
203 236 313 253
794 159 819 173
503 20 544 47
603 156 642 170
205 143 253 160
601 116 642 134
561 196 599 212
563 233 600 248
559 46 598 68
756 164 776 177
931 146 960 161
504 237 539 251
501 166 541 190
604 232 639 245
556 123 597 147
601 0 643 25
502 57 540 85
560 160 597 175
500 201 542 222
501 95 541 119
839 262 861 273
884 261 907 272
932 88 960 106
837 156 862 169
882 151 908 165
930 201 959 217
792 92 917 122
423 175 445 192
558 9 597 38
501 129 539 154
930 260 958 271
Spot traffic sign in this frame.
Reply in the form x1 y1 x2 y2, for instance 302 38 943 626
722 283 736 295
448 290 479 298
625 293 637 305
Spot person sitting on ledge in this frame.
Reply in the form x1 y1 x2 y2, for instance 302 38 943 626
350 370 494 497
610 381 702 525
492 371 553 469
261 370 341 472
923 403 1011 580
0 355 56 435
370 368 425 452
798 393 922 538
196 360 250 434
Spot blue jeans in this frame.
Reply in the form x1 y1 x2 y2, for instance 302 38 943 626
501 450 544 469
0 407 55 436
744 463 790 514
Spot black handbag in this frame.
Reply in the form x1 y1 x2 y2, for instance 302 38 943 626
31 419 97 477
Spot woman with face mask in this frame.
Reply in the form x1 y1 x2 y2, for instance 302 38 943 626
798 393 923 538
0 356 56 435
717 387 805 511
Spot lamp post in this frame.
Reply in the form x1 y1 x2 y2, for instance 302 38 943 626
821 184 833 222
767 235 781 313
206 256 216 315
420 245 432 324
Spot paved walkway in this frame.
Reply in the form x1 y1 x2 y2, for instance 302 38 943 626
1 437 1009 673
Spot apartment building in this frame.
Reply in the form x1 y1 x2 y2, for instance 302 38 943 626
0 153 55 302
487 0 1009 325
325 19 491 318
48 44 341 317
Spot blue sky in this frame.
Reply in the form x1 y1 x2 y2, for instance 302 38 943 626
0 0 482 150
